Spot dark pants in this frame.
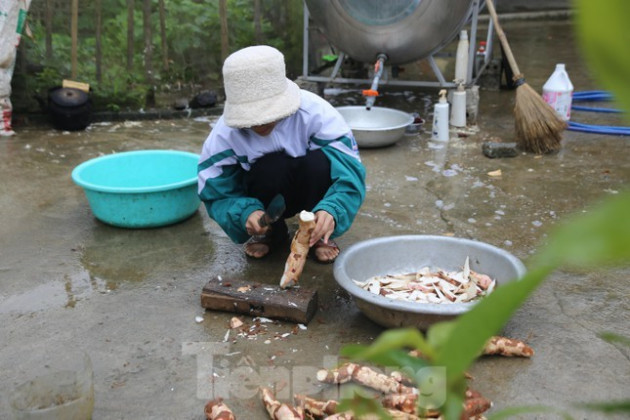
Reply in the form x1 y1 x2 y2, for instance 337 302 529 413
245 150 332 235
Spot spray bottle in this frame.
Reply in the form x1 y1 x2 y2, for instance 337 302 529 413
542 64 574 121
432 89 450 142
450 83 467 127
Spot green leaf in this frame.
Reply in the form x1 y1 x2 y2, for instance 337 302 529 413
376 349 431 373
339 343 370 358
598 332 630 347
440 390 465 420
580 400 630 413
337 387 393 420
340 346 430 374
488 405 574 420
574 0 630 118
341 327 435 361
426 321 456 350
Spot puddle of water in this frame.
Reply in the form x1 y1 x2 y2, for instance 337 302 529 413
0 272 110 315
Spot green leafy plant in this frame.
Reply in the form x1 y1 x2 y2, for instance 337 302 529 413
338 2 630 418
574 0 630 116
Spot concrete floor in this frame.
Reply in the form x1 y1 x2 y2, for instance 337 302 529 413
1 18 629 420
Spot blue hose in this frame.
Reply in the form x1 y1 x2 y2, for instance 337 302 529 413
571 105 621 114
568 121 630 136
572 90 613 101
568 90 629 135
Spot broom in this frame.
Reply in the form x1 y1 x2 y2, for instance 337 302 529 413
485 0 567 154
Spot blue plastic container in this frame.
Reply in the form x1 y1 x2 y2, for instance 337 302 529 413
72 150 201 228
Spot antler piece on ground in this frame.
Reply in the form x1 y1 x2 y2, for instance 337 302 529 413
483 336 534 357
316 363 416 395
294 394 338 417
280 211 316 289
382 393 423 415
383 388 491 418
353 364 417 394
260 387 303 420
316 362 359 384
462 396 493 419
204 398 236 420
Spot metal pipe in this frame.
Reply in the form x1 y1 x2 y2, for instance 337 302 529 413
467 0 481 84
303 75 459 89
428 55 448 85
470 0 496 85
484 8 495 68
364 54 387 110
302 0 309 78
329 52 346 80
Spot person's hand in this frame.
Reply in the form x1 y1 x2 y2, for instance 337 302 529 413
309 210 335 247
246 210 269 236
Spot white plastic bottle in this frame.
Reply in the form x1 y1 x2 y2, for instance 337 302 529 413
450 84 467 127
432 89 450 142
454 30 469 83
542 64 574 121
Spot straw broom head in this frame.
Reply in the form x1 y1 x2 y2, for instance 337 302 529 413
486 0 567 154
514 79 567 154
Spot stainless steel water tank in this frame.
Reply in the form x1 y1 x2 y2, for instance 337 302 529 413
305 0 474 65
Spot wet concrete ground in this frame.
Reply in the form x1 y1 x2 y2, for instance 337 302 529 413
1 17 629 420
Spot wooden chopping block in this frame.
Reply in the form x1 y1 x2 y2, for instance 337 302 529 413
200 276 318 324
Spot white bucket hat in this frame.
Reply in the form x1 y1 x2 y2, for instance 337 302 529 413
222 45 301 128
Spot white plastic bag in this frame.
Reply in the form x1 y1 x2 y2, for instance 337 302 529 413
0 0 31 136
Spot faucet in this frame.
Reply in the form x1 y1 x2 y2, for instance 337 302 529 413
363 54 387 110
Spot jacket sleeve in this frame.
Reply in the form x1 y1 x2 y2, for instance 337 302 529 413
311 136 366 238
198 149 263 244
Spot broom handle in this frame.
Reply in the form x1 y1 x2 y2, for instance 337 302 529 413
485 0 522 77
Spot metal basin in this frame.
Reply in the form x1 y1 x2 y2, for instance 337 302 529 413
337 106 413 148
333 235 526 330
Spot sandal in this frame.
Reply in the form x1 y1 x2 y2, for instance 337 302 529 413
310 239 340 264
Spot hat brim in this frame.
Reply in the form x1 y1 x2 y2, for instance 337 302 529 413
223 79 301 128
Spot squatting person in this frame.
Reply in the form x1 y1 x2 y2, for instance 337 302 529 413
197 45 366 263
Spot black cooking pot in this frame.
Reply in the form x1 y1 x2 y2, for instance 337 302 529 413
190 90 217 109
47 86 92 131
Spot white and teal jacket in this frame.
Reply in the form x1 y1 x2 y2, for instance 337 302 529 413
197 90 366 244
